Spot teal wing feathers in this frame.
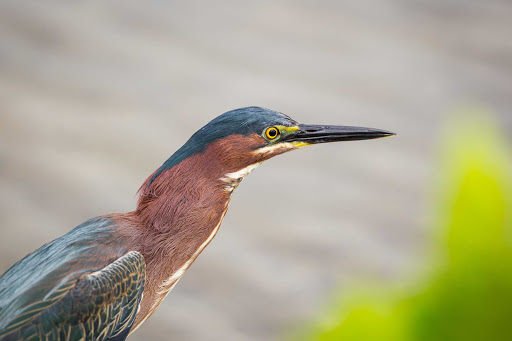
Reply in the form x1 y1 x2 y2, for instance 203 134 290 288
0 251 145 341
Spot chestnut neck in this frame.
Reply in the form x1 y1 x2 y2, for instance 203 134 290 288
132 134 267 267
120 133 299 328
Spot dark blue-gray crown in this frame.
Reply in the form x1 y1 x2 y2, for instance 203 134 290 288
149 107 297 184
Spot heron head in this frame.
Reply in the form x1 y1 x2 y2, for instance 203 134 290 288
148 106 394 187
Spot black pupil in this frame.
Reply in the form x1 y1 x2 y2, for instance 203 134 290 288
269 129 277 137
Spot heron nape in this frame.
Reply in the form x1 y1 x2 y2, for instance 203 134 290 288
0 107 394 340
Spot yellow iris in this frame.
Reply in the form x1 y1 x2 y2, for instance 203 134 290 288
265 127 280 140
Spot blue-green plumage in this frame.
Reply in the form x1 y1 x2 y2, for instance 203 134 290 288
0 217 141 341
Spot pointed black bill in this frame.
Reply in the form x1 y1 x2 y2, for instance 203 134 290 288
285 124 395 144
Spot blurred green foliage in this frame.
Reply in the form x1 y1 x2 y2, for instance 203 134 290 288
301 115 512 341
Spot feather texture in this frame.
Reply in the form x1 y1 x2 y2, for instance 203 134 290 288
0 218 146 340
0 250 145 341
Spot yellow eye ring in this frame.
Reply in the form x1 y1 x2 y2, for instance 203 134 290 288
265 127 280 140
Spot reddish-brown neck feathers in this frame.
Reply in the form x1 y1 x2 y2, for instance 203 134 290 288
119 133 299 276
137 134 266 228
131 134 267 263
116 133 297 328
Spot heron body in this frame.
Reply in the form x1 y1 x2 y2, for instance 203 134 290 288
0 107 393 340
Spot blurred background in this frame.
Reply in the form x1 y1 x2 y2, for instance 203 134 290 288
0 1 511 340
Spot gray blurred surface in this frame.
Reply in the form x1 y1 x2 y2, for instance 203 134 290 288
0 1 511 340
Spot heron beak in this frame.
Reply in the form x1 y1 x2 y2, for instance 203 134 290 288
285 124 395 144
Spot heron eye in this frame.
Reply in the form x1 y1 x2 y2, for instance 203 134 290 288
265 127 280 140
